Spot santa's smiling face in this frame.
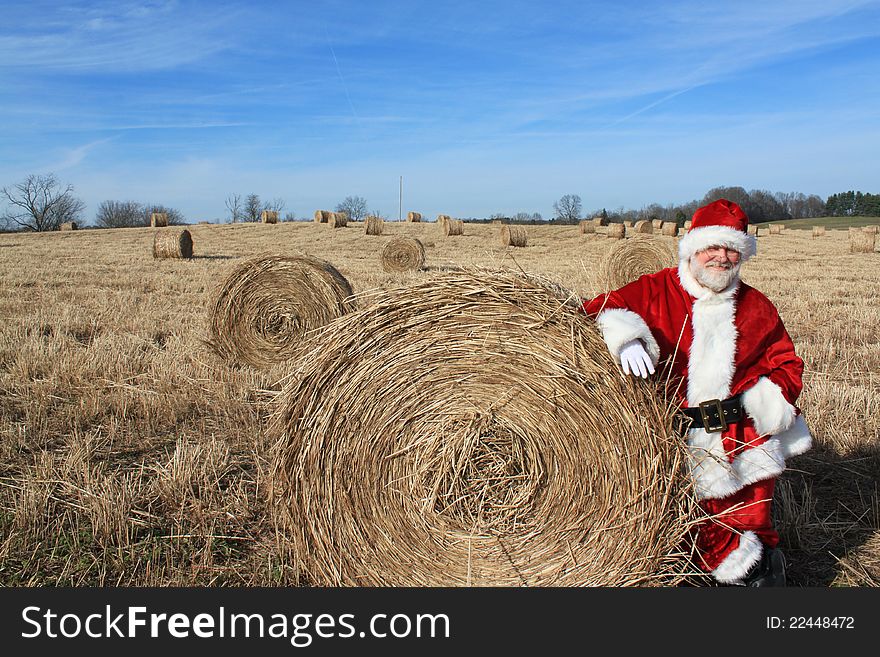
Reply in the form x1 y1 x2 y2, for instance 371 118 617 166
690 245 742 292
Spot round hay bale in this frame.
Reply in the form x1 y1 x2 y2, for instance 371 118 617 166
747 225 758 236
624 220 634 228
606 223 625 240
633 220 653 235
314 210 330 223
268 269 696 586
150 212 168 228
579 220 595 234
592 216 608 227
769 224 782 235
407 211 422 222
661 223 679 237
850 229 876 253
207 254 356 369
365 216 384 236
500 225 528 247
491 218 503 225
864 225 879 235
683 220 692 231
59 221 78 231
599 235 676 291
329 212 348 228
381 237 426 272
757 227 770 237
261 210 279 224
152 229 193 259
443 219 464 236
651 219 664 230
812 226 825 238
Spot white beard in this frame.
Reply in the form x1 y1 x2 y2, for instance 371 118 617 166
690 259 741 292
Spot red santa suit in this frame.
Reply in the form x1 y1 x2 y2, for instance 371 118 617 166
582 200 812 584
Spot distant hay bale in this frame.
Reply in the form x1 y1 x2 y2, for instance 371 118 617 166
757 228 770 237
606 223 625 240
633 220 653 234
592 216 608 227
443 219 464 236
152 229 193 259
747 225 758 236
314 210 331 223
579 220 595 234
365 216 384 236
207 254 356 369
382 237 426 272
500 224 528 247
683 220 692 231
769 224 782 235
198 220 211 225
812 226 826 238
150 212 168 228
661 223 679 237
651 219 664 230
267 268 696 586
329 212 348 228
864 225 879 234
261 210 279 224
59 221 77 231
437 214 452 223
407 211 423 222
491 218 503 225
850 229 876 253
624 220 634 228
599 235 676 291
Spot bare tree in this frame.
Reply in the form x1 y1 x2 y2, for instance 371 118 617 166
95 200 144 228
264 197 286 214
336 196 368 222
225 193 243 223
1 173 86 232
244 194 261 222
552 194 581 223
283 211 297 222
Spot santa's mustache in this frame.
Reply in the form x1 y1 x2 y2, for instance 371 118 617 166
703 259 735 270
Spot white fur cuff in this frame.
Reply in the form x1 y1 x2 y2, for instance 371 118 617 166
776 414 813 458
742 376 796 437
595 308 661 365
712 530 763 584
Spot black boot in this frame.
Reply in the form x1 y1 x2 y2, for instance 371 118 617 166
743 548 786 587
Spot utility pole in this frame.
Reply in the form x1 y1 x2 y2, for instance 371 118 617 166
399 176 402 221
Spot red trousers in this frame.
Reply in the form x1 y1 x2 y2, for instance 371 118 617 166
694 477 779 573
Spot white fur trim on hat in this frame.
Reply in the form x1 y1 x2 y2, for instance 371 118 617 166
678 225 757 262
594 308 661 366
742 376 797 437
712 530 762 584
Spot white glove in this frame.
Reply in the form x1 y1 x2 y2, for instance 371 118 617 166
619 339 655 378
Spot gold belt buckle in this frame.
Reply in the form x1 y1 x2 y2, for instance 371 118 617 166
699 398 727 432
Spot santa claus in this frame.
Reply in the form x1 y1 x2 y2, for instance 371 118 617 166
581 198 812 586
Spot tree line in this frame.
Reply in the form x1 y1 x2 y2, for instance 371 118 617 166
2 172 878 232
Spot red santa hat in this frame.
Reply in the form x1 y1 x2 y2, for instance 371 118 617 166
678 198 757 263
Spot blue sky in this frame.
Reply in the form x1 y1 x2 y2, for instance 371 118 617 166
1 0 879 223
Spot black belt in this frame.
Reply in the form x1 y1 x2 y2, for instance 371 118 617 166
679 394 744 432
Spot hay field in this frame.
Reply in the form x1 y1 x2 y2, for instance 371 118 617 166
0 221 877 586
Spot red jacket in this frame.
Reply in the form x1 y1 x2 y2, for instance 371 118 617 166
582 261 812 502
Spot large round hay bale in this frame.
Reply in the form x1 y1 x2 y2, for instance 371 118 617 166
207 254 356 369
314 210 330 223
624 220 634 228
633 220 653 234
747 225 758 236
850 229 876 253
59 221 78 231
769 224 782 235
651 219 664 230
661 223 679 237
407 211 422 222
443 219 464 236
606 223 625 240
329 212 348 228
500 225 528 247
365 216 384 236
152 229 193 259
261 210 278 224
812 226 825 238
381 237 426 272
683 220 692 231
599 235 676 291
268 269 696 586
150 212 168 228
579 220 595 234
592 216 608 227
